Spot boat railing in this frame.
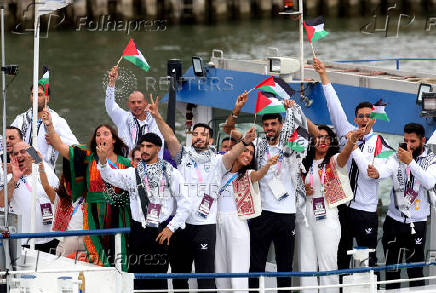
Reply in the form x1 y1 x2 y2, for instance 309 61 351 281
133 262 436 293
335 58 436 70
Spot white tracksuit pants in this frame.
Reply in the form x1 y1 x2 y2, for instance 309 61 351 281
296 201 341 293
215 212 250 293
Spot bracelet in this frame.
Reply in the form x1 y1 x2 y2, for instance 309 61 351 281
231 112 238 119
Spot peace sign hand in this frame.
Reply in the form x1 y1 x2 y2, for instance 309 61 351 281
147 93 161 119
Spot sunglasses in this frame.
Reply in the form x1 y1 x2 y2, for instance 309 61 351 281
357 114 371 119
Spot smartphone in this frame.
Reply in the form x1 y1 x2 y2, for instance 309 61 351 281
399 142 408 151
26 146 42 164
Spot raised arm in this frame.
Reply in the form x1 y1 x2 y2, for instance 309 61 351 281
105 66 128 125
0 157 21 208
398 147 436 190
306 117 320 138
222 127 257 170
222 91 248 139
147 94 181 158
42 110 70 160
250 154 279 182
313 57 355 139
336 129 363 168
38 161 56 203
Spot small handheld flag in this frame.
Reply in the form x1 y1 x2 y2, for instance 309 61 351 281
303 16 329 43
38 65 49 96
255 92 286 114
255 76 296 100
118 39 150 72
370 99 390 122
286 129 306 153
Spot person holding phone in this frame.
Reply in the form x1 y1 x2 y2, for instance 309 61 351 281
313 57 394 271
0 141 59 253
366 123 436 288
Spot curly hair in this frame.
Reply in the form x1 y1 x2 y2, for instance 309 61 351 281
89 124 129 157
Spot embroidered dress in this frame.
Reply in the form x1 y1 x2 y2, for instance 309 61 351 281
66 145 131 272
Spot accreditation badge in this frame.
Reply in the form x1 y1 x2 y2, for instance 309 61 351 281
197 193 214 218
312 197 326 221
268 177 289 201
40 203 53 225
145 203 162 228
404 187 418 206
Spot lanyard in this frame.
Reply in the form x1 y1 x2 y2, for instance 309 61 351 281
192 160 204 182
217 173 238 196
133 118 148 144
72 197 84 216
266 146 283 174
309 164 326 191
142 161 166 194
106 158 119 169
20 177 32 193
406 164 421 192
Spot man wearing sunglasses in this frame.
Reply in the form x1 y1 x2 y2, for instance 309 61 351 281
313 57 393 273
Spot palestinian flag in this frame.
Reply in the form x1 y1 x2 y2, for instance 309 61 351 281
122 39 150 72
303 16 329 43
286 129 306 152
370 99 390 122
255 76 296 100
374 135 395 158
255 91 286 114
38 65 49 96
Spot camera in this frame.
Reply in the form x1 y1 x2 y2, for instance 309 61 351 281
1 65 19 76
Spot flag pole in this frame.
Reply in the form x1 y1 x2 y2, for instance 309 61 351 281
253 112 257 126
117 56 123 66
310 42 317 58
31 3 41 251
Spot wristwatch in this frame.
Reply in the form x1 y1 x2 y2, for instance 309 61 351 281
232 112 238 119
241 139 250 146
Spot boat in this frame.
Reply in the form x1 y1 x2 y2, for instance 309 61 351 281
1 0 436 292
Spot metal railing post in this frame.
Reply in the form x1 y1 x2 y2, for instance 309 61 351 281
369 270 376 293
259 275 265 293
115 233 122 272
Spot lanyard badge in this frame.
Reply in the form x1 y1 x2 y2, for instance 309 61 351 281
145 203 162 228
197 194 214 218
40 203 53 225
404 166 420 207
310 164 327 221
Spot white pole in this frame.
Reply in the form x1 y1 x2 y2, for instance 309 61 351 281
31 4 41 250
259 276 265 293
115 233 122 271
1 8 12 271
299 0 304 82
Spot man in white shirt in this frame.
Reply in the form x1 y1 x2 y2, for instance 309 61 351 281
0 126 23 168
226 93 306 293
146 95 257 291
313 57 393 270
105 66 163 156
0 141 59 253
97 133 191 291
369 123 436 289
11 85 78 169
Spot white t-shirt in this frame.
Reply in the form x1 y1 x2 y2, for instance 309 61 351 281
0 164 59 245
258 144 296 214
217 158 238 213
66 197 84 231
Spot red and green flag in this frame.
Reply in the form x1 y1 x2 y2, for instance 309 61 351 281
303 16 329 43
374 135 395 158
38 65 49 96
370 99 390 122
255 76 296 100
286 129 306 152
122 39 150 72
255 91 286 114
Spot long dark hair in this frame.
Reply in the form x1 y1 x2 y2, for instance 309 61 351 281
235 142 257 179
302 124 339 173
89 124 129 157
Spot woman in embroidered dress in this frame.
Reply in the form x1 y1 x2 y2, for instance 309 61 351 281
215 139 279 293
43 110 131 271
296 125 363 293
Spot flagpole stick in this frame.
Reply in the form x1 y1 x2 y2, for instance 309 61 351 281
310 42 317 58
247 87 255 94
253 112 257 126
116 56 123 66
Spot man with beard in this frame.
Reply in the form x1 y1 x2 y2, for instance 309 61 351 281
224 91 309 293
97 133 191 291
105 66 163 156
313 57 393 271
0 126 23 166
11 84 78 169
0 141 59 253
146 95 257 291
370 123 436 288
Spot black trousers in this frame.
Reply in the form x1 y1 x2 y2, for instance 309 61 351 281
248 211 295 293
129 220 170 291
337 205 378 269
169 223 216 291
382 215 427 289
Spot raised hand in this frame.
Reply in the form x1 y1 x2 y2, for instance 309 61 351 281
398 145 413 165
367 164 380 179
347 129 365 144
96 141 110 165
234 91 249 112
266 154 279 166
41 108 52 127
313 57 326 74
147 93 160 118
108 66 118 87
283 99 295 109
364 118 376 135
10 157 23 181
242 126 257 144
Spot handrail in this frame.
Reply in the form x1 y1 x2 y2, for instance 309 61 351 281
335 58 436 70
134 261 436 279
0 227 131 240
